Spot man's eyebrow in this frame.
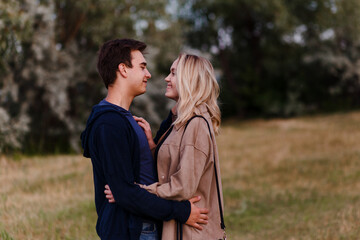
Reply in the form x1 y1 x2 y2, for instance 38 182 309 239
140 62 147 66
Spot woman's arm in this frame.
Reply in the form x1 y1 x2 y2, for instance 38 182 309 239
135 104 177 150
133 116 156 150
144 118 212 201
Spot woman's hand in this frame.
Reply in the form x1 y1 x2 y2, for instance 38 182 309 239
104 184 115 203
133 116 156 150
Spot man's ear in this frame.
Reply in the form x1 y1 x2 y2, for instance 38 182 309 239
118 63 127 78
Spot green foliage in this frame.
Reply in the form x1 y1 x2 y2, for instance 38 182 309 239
3 0 360 153
0 0 32 75
0 0 182 154
179 0 360 118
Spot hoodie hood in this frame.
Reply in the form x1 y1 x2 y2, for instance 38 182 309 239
80 102 129 158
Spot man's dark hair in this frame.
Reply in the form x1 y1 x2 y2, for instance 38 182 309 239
97 39 146 88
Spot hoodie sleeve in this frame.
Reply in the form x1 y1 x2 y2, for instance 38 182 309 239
95 117 190 223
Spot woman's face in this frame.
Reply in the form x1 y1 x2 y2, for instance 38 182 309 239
165 59 179 101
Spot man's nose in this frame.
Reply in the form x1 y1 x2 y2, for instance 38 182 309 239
146 70 151 78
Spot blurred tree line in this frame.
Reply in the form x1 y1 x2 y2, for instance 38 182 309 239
1 0 360 154
179 0 360 118
0 0 182 153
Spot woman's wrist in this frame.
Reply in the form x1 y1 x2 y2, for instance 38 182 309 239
148 140 156 150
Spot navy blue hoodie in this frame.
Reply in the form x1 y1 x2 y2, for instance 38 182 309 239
81 103 190 240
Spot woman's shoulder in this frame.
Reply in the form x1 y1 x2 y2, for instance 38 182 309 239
180 115 212 145
184 114 212 133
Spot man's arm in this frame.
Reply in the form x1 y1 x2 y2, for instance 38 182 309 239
96 117 207 226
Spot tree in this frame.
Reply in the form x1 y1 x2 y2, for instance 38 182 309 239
0 0 32 152
0 0 183 154
178 0 360 118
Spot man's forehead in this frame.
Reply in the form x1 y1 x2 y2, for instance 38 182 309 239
131 50 146 63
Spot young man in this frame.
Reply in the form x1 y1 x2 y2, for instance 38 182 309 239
81 39 208 240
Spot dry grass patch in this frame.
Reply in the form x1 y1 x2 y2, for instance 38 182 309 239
0 155 97 239
1 111 360 239
218 112 360 240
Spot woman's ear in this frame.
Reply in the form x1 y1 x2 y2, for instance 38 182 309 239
118 63 127 78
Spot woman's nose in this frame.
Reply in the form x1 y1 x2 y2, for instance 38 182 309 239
165 74 170 82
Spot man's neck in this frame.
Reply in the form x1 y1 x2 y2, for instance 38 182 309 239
105 90 134 111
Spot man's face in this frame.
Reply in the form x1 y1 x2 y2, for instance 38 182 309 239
126 50 151 96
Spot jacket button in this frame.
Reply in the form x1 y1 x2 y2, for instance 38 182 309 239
161 175 165 179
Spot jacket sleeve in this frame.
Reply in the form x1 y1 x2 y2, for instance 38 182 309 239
144 118 211 201
96 119 190 223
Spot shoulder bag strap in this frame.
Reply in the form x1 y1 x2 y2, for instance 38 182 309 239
184 115 226 230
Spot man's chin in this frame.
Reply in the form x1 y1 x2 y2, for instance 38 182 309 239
135 90 146 96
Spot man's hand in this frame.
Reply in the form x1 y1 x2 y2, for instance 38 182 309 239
185 196 209 230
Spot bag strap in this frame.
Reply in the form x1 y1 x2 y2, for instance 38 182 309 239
177 221 183 240
183 115 226 231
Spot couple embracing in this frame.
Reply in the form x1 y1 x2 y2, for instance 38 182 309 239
81 38 225 240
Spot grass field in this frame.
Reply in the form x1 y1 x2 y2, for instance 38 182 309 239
1 111 360 239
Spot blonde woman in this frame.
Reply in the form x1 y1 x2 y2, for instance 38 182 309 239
106 53 225 239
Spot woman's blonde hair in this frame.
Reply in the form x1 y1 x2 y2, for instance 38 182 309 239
173 53 221 135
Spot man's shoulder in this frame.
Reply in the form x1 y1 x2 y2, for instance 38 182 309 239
97 110 127 122
89 109 130 134
90 103 126 122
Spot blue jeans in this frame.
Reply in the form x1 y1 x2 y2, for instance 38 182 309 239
139 222 159 240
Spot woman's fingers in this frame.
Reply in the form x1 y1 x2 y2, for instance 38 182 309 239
133 116 149 125
105 192 115 202
137 121 152 136
137 121 146 129
104 189 111 197
133 116 144 122
104 185 115 203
